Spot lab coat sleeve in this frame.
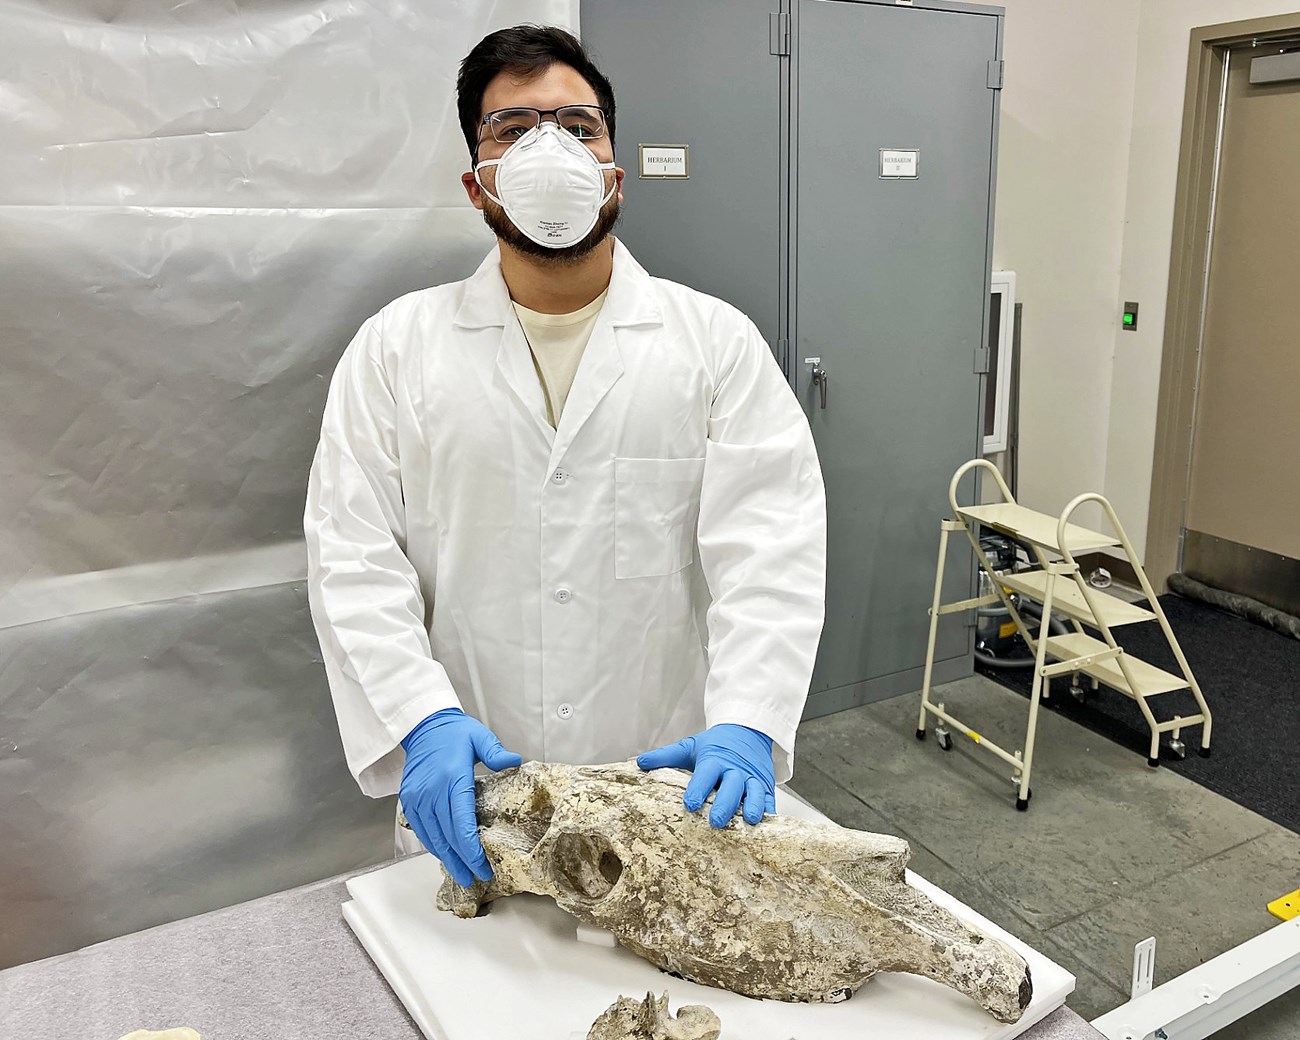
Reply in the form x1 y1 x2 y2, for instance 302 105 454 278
304 312 461 798
696 311 827 783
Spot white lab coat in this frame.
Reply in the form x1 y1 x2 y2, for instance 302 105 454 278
304 237 826 799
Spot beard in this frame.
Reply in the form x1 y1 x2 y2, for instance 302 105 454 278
481 191 622 264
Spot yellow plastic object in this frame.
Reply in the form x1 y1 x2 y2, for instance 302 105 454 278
1268 888 1300 921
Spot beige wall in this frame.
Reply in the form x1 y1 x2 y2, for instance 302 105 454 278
992 0 1300 554
991 0 1140 527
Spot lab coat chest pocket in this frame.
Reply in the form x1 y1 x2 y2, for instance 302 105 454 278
614 457 707 579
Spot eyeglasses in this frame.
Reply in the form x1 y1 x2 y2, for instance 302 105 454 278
478 105 609 145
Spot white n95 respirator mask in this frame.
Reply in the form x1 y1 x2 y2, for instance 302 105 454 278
474 122 617 248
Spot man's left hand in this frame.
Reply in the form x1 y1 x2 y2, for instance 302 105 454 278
636 724 776 827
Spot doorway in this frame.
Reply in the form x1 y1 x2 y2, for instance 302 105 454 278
1148 15 1300 617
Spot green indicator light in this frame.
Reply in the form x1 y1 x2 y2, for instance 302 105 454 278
1124 313 1134 325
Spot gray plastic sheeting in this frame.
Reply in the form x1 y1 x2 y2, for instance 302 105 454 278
0 0 577 967
0 582 395 967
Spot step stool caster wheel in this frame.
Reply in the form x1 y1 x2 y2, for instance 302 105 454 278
935 726 953 752
1168 739 1186 760
1198 746 1212 759
1070 684 1086 703
1147 756 1161 768
916 727 927 741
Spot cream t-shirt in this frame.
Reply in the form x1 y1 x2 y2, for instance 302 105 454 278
512 287 609 428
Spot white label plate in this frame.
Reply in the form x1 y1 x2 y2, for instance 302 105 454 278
639 144 689 179
880 148 920 178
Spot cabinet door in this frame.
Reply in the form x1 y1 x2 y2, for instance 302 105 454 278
795 0 1000 709
578 0 783 350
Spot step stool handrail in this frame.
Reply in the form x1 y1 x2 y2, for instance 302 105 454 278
949 457 1016 518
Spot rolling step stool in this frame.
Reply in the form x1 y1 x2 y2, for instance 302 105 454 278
916 459 1213 810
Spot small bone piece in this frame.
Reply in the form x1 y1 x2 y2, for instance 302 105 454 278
117 1031 201 1040
587 991 721 1040
436 761 1033 1023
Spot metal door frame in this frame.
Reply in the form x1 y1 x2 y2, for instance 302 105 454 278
1145 12 1300 590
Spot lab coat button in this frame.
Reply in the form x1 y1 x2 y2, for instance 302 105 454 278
551 469 569 485
554 587 572 603
557 703 574 720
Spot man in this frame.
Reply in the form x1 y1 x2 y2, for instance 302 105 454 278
304 25 826 890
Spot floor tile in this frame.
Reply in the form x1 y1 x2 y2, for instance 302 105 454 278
798 676 1276 930
788 759 1130 1023
1046 828 1300 993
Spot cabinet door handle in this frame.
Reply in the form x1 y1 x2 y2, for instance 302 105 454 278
812 365 829 409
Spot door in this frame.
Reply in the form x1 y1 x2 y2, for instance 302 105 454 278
578 0 784 350
1182 44 1300 615
794 0 1001 710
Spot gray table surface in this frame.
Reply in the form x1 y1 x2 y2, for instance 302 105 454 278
1 856 1106 1040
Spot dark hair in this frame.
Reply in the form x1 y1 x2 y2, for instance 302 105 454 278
457 25 617 161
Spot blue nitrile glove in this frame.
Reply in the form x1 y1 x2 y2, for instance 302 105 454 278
399 708 522 887
636 724 776 828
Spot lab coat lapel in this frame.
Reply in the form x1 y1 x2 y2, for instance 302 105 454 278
453 247 555 446
453 239 663 462
548 315 622 466
549 239 662 466
497 317 557 447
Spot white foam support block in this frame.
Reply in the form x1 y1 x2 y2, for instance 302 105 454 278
343 789 1074 1040
576 925 619 948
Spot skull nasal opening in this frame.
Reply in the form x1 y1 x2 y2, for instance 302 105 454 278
550 832 624 901
598 850 622 887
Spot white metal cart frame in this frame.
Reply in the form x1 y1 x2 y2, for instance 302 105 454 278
916 459 1213 810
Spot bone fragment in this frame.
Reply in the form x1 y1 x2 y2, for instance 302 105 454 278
116 1031 201 1040
587 991 721 1040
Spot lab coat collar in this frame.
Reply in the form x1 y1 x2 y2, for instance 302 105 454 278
451 236 664 330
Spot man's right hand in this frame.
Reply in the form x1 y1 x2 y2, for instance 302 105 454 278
398 708 522 887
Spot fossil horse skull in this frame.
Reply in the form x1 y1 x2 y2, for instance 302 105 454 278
432 762 1032 1023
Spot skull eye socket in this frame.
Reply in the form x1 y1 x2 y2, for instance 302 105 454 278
551 832 624 901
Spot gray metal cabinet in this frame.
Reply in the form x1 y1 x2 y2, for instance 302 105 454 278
580 0 1003 718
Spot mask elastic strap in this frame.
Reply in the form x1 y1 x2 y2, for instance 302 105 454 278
597 168 617 206
474 161 507 210
476 157 615 205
